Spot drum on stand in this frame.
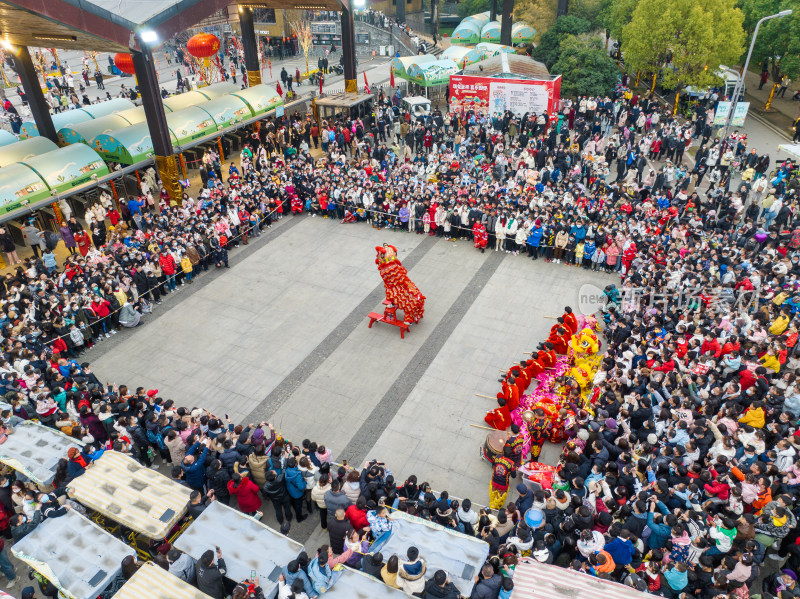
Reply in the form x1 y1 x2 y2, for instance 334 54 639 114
481 430 509 464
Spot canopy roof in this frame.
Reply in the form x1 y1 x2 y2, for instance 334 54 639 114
23 144 110 194
11 509 135 599
324 567 408 599
93 122 178 164
511 558 653 599
403 59 460 87
68 450 191 539
162 82 239 112
115 563 214 599
0 162 51 217
463 53 552 79
228 83 283 116
21 97 134 138
0 421 83 484
199 95 254 128
58 114 133 146
480 21 501 42
175 501 304 599
392 54 437 78
79 97 135 118
0 130 17 148
167 106 218 146
0 137 58 167
371 512 489 597
116 106 153 123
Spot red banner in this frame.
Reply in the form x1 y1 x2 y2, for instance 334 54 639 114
449 75 561 117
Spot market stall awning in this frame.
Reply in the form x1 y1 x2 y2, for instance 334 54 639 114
475 42 517 58
371 512 489 597
167 106 219 146
511 557 653 599
93 122 178 164
23 145 110 194
116 106 154 123
200 95 255 129
392 54 437 78
175 501 304 598
404 59 460 87
114 562 213 599
324 567 409 599
196 82 240 99
0 130 17 148
451 12 490 45
228 84 283 117
67 450 191 539
79 97 136 118
0 163 51 217
21 109 93 139
11 509 135 599
0 137 59 167
512 22 536 43
57 114 134 146
480 20 502 43
0 421 83 485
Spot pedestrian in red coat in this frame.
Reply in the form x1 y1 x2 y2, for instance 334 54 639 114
227 473 262 516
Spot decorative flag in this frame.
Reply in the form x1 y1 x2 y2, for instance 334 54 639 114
390 65 395 88
364 70 370 94
276 81 283 96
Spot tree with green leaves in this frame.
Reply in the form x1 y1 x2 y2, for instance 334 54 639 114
605 0 637 42
551 34 619 96
738 0 800 81
457 0 492 18
621 0 745 92
533 15 592 68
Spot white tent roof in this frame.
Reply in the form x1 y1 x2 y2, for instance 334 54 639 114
511 558 653 599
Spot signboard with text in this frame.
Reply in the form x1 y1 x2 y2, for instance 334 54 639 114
713 101 749 126
448 75 561 116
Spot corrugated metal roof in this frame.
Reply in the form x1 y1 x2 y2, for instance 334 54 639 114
464 54 552 80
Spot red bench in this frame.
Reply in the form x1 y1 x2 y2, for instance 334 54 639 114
367 312 411 339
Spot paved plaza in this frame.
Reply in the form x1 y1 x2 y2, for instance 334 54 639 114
89 215 614 508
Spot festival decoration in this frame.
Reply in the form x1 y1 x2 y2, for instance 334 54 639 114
566 327 602 398
186 33 220 59
374 244 426 324
114 53 135 75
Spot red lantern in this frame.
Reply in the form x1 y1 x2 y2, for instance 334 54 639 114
186 33 220 59
114 53 135 75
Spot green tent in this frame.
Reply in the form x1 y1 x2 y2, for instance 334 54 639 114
0 130 17 148
200 95 254 129
166 106 219 146
392 55 437 78
20 110 93 139
0 138 59 167
163 82 239 112
0 163 50 216
92 122 178 164
22 145 110 194
228 84 282 117
404 59 460 87
57 114 133 146
79 98 135 119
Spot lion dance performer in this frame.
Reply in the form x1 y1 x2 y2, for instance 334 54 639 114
375 244 426 323
490 445 515 509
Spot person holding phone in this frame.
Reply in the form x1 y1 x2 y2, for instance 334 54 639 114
232 573 266 599
196 547 227 599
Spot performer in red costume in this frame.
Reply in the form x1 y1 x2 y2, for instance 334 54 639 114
375 244 426 323
485 398 511 430
473 221 488 252
562 306 578 336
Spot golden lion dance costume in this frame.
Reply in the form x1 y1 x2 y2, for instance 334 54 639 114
510 326 602 457
567 327 603 403
375 245 426 323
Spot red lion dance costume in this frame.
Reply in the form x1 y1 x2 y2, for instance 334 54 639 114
375 244 426 323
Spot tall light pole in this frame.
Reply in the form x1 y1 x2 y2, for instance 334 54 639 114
722 9 792 144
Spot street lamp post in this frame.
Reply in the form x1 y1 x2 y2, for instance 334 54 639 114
721 9 792 145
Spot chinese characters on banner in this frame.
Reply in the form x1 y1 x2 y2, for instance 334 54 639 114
448 74 562 116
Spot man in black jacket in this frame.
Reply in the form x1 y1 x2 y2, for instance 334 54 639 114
262 470 293 524
424 569 460 599
197 548 227 599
